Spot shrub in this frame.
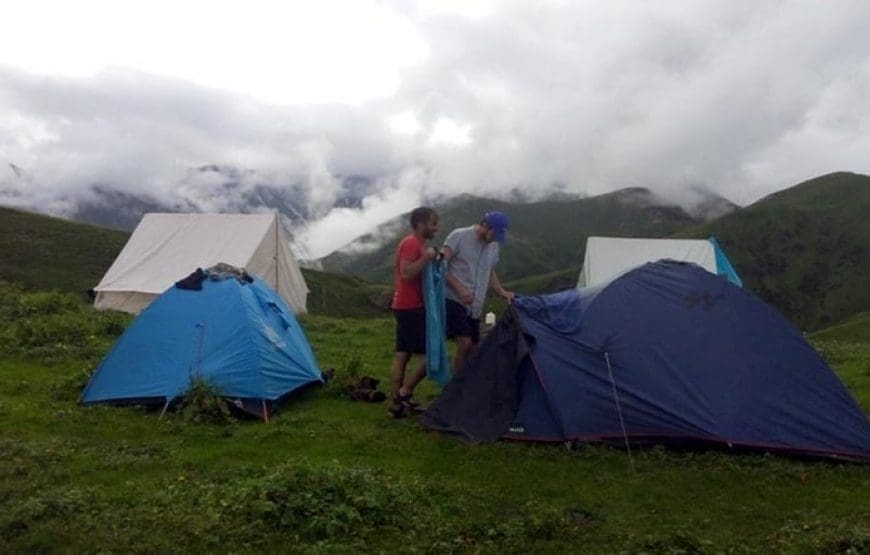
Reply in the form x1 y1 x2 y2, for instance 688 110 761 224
325 349 368 399
177 377 235 425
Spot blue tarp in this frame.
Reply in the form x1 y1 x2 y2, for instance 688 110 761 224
81 276 322 412
423 259 451 386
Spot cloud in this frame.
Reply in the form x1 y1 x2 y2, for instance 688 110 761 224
295 171 425 258
2 1 870 255
0 0 428 105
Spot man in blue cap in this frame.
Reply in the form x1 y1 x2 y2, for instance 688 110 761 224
441 211 514 375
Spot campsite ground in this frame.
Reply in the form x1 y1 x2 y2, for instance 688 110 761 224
1 306 869 552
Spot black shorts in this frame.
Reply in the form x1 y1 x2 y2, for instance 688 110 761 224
445 299 480 344
393 308 426 354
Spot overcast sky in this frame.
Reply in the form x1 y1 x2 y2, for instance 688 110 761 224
2 0 870 257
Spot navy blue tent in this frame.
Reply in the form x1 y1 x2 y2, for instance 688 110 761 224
81 273 322 419
422 260 870 461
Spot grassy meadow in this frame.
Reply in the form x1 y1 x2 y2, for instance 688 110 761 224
1 287 869 553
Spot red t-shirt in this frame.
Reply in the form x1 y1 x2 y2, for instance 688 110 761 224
391 234 425 309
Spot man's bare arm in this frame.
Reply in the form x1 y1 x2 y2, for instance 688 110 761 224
400 248 436 280
489 271 514 303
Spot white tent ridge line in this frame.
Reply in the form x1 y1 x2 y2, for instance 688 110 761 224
93 212 308 314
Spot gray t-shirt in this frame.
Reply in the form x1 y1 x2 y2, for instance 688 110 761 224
443 226 500 318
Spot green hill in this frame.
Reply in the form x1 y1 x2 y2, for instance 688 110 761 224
675 172 870 330
301 268 390 318
6 171 870 329
0 206 129 296
0 206 388 317
809 312 870 343
322 188 701 283
504 265 581 295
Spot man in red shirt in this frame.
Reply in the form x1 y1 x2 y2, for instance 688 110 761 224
389 206 439 417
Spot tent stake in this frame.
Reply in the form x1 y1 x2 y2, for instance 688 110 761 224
604 351 635 472
262 399 269 423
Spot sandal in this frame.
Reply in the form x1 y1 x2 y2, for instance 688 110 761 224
388 394 424 418
388 398 409 418
397 393 425 414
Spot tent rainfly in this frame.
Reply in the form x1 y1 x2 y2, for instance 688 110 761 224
577 236 742 288
422 261 870 461
92 213 308 314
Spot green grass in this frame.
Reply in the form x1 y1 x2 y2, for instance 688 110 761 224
1 290 869 552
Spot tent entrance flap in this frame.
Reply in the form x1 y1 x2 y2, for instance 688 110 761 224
504 357 563 441
419 307 531 443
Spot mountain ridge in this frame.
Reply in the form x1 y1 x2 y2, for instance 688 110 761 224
675 171 870 330
318 186 735 283
3 171 869 330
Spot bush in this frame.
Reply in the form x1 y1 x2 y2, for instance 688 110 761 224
325 349 368 399
177 377 235 425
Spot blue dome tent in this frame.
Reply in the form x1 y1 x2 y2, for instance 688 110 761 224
422 260 870 461
81 270 322 420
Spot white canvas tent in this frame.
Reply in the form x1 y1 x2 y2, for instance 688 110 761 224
93 213 308 314
577 236 742 288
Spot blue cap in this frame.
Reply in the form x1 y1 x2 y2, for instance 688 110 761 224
483 211 509 243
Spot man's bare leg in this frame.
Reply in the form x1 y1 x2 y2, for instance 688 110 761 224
400 357 427 398
390 352 411 400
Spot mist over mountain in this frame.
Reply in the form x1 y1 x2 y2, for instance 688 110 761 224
4 153 741 263
317 186 736 282
0 164 388 260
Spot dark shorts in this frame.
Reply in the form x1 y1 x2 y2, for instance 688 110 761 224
393 308 426 354
446 299 480 344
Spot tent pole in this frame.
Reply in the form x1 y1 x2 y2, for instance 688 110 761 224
604 351 635 472
159 398 171 420
262 399 269 423
274 213 279 289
